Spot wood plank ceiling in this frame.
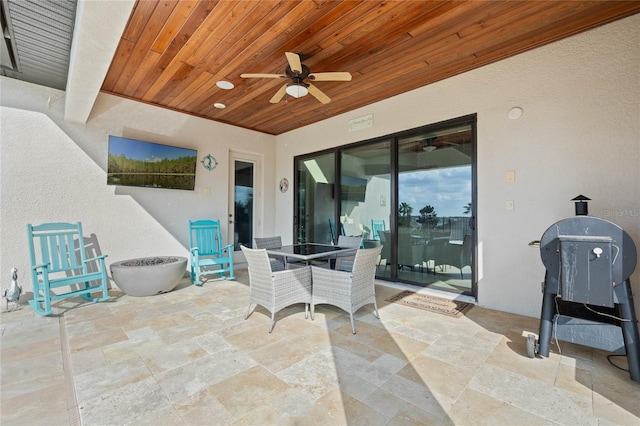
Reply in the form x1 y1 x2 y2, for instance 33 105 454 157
101 0 640 135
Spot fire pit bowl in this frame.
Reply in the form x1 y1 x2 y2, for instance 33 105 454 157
110 256 187 297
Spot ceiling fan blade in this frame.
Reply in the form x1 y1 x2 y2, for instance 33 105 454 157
307 83 330 104
270 84 288 103
241 73 286 79
285 52 302 74
309 72 352 82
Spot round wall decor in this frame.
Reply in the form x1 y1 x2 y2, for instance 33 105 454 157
279 178 289 193
200 154 218 171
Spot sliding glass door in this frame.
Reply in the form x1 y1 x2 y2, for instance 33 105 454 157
294 115 475 296
396 124 473 293
295 152 335 244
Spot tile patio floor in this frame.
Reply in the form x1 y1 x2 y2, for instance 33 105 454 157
2 268 639 425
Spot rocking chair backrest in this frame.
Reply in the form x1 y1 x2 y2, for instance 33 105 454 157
27 222 87 278
189 220 224 257
26 221 110 316
371 219 385 240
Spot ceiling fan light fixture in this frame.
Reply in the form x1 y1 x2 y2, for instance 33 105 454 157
422 145 436 152
285 84 308 98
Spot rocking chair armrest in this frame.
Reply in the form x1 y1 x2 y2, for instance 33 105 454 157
190 247 200 255
84 254 107 263
31 262 50 271
222 243 234 253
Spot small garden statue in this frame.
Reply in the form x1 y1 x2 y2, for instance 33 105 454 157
2 267 22 311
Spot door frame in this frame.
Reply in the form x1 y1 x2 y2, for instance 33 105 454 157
228 150 263 251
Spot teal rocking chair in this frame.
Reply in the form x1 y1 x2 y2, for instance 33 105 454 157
189 220 235 285
26 222 110 316
371 219 385 240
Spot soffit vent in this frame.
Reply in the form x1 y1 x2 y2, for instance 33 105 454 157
0 0 76 90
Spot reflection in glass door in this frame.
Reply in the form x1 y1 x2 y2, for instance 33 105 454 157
296 152 335 244
340 140 391 249
231 160 254 251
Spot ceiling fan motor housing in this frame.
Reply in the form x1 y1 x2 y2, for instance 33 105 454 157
286 64 311 82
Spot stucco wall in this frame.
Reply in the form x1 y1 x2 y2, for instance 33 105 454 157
273 15 640 318
0 82 276 295
1 15 637 319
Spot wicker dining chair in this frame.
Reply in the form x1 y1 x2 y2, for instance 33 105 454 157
311 246 382 334
253 236 286 271
253 236 305 270
241 245 312 332
334 235 363 271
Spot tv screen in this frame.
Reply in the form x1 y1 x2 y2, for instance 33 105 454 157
341 175 367 202
107 136 197 190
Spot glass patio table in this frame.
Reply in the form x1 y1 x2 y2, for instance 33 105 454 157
264 243 357 268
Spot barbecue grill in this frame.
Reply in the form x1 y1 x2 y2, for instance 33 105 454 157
528 197 639 382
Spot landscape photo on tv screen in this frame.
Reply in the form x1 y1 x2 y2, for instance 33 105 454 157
107 136 197 190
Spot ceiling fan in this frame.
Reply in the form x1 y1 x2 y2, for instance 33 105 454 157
240 52 351 104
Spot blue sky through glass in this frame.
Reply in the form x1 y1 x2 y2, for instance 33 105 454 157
399 166 471 217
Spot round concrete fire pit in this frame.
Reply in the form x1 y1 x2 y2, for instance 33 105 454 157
110 256 187 297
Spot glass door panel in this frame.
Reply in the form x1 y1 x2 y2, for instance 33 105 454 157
232 160 254 251
340 140 391 264
296 153 335 244
397 124 473 293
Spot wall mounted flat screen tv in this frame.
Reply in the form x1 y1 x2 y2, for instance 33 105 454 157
341 175 367 202
107 135 197 190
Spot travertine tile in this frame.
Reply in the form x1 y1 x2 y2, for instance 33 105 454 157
484 331 561 385
67 324 128 353
306 388 389 426
468 363 597 424
363 386 407 418
69 347 108 375
276 349 340 400
156 349 257 403
268 387 317 418
172 388 236 425
2 270 639 425
389 401 455 425
448 388 547 425
0 379 68 425
0 351 63 385
141 338 208 375
381 374 449 419
79 376 171 425
396 353 478 409
421 331 498 368
74 356 154 404
553 361 593 398
207 364 291 419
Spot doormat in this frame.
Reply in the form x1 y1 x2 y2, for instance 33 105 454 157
385 291 473 318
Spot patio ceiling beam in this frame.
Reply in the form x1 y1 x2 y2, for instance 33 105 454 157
64 0 135 123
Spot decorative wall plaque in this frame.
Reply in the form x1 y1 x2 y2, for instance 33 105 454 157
279 178 289 193
200 154 218 171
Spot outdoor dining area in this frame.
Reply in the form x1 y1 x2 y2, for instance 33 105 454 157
2 216 638 425
23 219 382 336
3 254 638 425
188 219 383 334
